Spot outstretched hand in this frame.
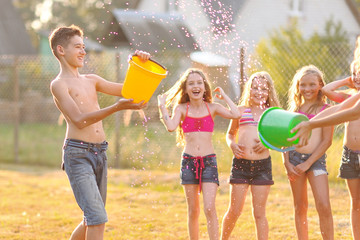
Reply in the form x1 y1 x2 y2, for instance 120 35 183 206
117 98 147 110
287 121 311 147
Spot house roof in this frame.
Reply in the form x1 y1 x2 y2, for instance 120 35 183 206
190 51 230 67
101 9 199 52
0 0 35 55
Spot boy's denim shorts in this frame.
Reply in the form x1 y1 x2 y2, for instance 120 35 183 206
288 150 327 177
339 146 360 179
180 153 219 186
229 156 274 185
63 139 108 226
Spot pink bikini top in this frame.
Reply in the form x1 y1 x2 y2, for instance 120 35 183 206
297 104 329 119
181 102 214 133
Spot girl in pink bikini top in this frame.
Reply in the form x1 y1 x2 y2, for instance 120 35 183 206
157 68 240 240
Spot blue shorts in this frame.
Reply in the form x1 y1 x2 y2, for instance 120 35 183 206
180 153 219 185
288 150 327 176
63 139 108 226
229 157 274 185
339 146 360 179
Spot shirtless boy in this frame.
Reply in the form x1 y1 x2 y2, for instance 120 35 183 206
49 25 149 240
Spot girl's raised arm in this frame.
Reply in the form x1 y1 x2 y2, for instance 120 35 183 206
321 77 352 103
157 94 183 132
213 87 241 119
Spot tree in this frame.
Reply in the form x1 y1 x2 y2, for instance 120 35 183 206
13 0 140 46
253 18 352 107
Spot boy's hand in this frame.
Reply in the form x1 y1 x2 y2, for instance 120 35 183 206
288 121 311 147
214 87 225 99
135 50 151 61
116 98 147 110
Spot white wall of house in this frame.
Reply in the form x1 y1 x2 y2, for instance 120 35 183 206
235 0 290 50
300 0 359 38
133 0 360 97
138 0 360 51
137 0 168 12
233 0 360 52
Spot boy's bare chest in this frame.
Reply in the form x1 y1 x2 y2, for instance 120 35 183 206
69 82 98 105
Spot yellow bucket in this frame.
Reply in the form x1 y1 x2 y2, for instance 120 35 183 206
121 55 168 103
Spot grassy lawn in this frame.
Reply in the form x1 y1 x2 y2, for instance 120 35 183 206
0 165 353 240
0 122 351 239
0 121 345 181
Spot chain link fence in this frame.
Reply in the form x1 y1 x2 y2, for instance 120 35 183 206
0 42 354 178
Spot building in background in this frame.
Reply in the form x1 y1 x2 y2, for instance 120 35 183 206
134 0 360 97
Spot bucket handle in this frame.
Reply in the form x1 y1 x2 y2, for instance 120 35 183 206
129 54 167 71
258 132 295 153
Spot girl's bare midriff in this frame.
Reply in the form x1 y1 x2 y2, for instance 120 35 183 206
237 125 270 160
183 132 215 156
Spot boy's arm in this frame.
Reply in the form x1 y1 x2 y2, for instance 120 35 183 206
94 74 124 97
289 93 360 146
311 92 360 124
51 80 145 129
95 50 151 97
322 77 352 103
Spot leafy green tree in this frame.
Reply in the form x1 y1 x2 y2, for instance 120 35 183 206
253 18 352 107
14 0 140 46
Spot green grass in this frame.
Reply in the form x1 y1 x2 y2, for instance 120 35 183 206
0 121 346 183
0 166 352 240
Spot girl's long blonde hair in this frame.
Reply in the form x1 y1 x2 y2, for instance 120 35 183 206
354 35 360 61
351 59 360 76
240 71 280 108
164 68 213 146
287 65 326 113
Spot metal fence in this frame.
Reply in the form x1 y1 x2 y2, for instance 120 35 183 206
0 42 354 175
